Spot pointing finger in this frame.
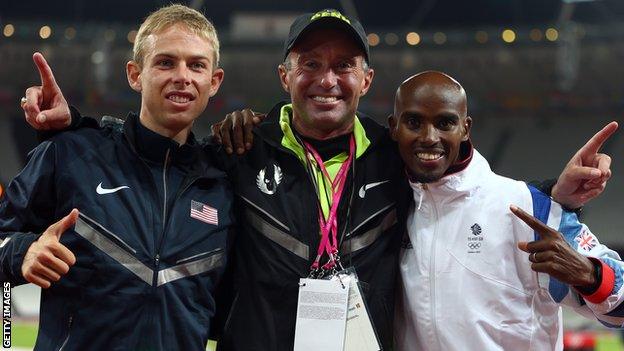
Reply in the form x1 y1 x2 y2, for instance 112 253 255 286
510 205 557 239
33 52 60 93
579 121 618 157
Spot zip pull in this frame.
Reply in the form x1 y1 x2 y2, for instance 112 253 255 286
154 254 160 267
417 184 427 211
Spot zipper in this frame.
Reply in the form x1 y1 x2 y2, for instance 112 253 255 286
425 183 442 348
151 149 205 286
58 315 73 351
152 148 171 287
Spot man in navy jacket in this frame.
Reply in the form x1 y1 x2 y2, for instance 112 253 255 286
0 5 233 350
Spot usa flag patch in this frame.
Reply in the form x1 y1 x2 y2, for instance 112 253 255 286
190 200 218 225
575 228 597 252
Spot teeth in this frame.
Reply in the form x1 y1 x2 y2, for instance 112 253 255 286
312 96 338 103
417 152 442 160
169 95 190 103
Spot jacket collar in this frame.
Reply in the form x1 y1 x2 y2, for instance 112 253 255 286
408 142 488 199
122 113 225 178
122 113 197 165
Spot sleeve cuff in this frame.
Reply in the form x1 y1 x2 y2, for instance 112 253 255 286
579 258 615 304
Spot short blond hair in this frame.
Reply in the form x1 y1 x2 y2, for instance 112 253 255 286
133 4 220 68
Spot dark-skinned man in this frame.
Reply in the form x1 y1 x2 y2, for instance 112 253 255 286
20 9 614 351
390 71 622 351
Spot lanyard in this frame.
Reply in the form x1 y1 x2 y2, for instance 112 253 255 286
303 135 355 276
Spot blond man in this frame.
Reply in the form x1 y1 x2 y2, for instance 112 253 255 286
0 4 232 350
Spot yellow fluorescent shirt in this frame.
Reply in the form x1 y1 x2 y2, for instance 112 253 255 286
279 103 370 219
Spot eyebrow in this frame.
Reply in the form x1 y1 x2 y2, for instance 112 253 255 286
437 113 460 121
152 53 211 62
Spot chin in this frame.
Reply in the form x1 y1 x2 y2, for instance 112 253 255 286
408 169 444 183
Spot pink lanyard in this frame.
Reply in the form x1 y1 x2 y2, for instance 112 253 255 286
303 136 355 274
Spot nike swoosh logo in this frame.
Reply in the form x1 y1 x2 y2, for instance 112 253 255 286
96 182 130 195
358 180 390 198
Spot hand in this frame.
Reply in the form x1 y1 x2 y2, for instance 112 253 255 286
552 121 618 209
211 108 266 154
21 209 78 288
511 205 595 287
22 52 72 131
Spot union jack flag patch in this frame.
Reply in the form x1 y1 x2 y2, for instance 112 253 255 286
574 228 597 252
190 200 218 226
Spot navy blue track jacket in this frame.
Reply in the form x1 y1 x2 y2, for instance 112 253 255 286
0 113 234 350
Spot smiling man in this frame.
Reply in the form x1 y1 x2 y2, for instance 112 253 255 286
0 5 233 350
214 10 408 350
391 71 624 350
15 8 617 351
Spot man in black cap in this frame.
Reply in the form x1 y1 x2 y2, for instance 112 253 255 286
214 9 408 350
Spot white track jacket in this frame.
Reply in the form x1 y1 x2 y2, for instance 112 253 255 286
396 149 624 351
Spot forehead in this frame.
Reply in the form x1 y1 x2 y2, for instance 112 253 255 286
144 24 214 59
397 84 466 116
291 27 364 58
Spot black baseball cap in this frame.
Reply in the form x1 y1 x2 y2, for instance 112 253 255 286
283 9 370 63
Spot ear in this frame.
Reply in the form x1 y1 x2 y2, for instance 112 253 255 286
388 114 398 141
359 68 375 96
208 68 225 97
462 116 473 141
126 61 142 93
278 64 290 93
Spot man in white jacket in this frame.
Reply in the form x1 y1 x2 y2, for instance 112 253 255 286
390 71 623 350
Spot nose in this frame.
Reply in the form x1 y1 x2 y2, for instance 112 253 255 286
172 63 191 86
319 68 338 89
419 124 440 145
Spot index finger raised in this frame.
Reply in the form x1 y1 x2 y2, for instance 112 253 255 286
33 52 60 90
579 121 619 156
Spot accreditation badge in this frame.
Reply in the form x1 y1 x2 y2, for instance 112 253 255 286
293 277 350 351
332 267 381 351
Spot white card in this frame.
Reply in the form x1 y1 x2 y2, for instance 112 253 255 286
340 274 381 351
293 277 350 351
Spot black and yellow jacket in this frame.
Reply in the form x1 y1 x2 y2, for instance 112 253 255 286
217 101 409 350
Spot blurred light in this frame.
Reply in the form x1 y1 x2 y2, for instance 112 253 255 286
104 29 116 42
545 28 558 41
385 33 399 46
91 51 105 65
433 32 446 45
501 29 516 43
367 33 380 46
64 27 76 40
39 25 52 39
3 24 15 37
475 31 488 44
529 29 543 42
406 32 421 45
127 30 138 43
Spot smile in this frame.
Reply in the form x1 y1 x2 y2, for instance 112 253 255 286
416 152 443 161
168 95 190 103
311 96 339 103
165 91 195 104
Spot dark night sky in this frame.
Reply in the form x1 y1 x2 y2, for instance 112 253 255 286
2 0 623 29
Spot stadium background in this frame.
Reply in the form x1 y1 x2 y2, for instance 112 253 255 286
1 0 623 349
